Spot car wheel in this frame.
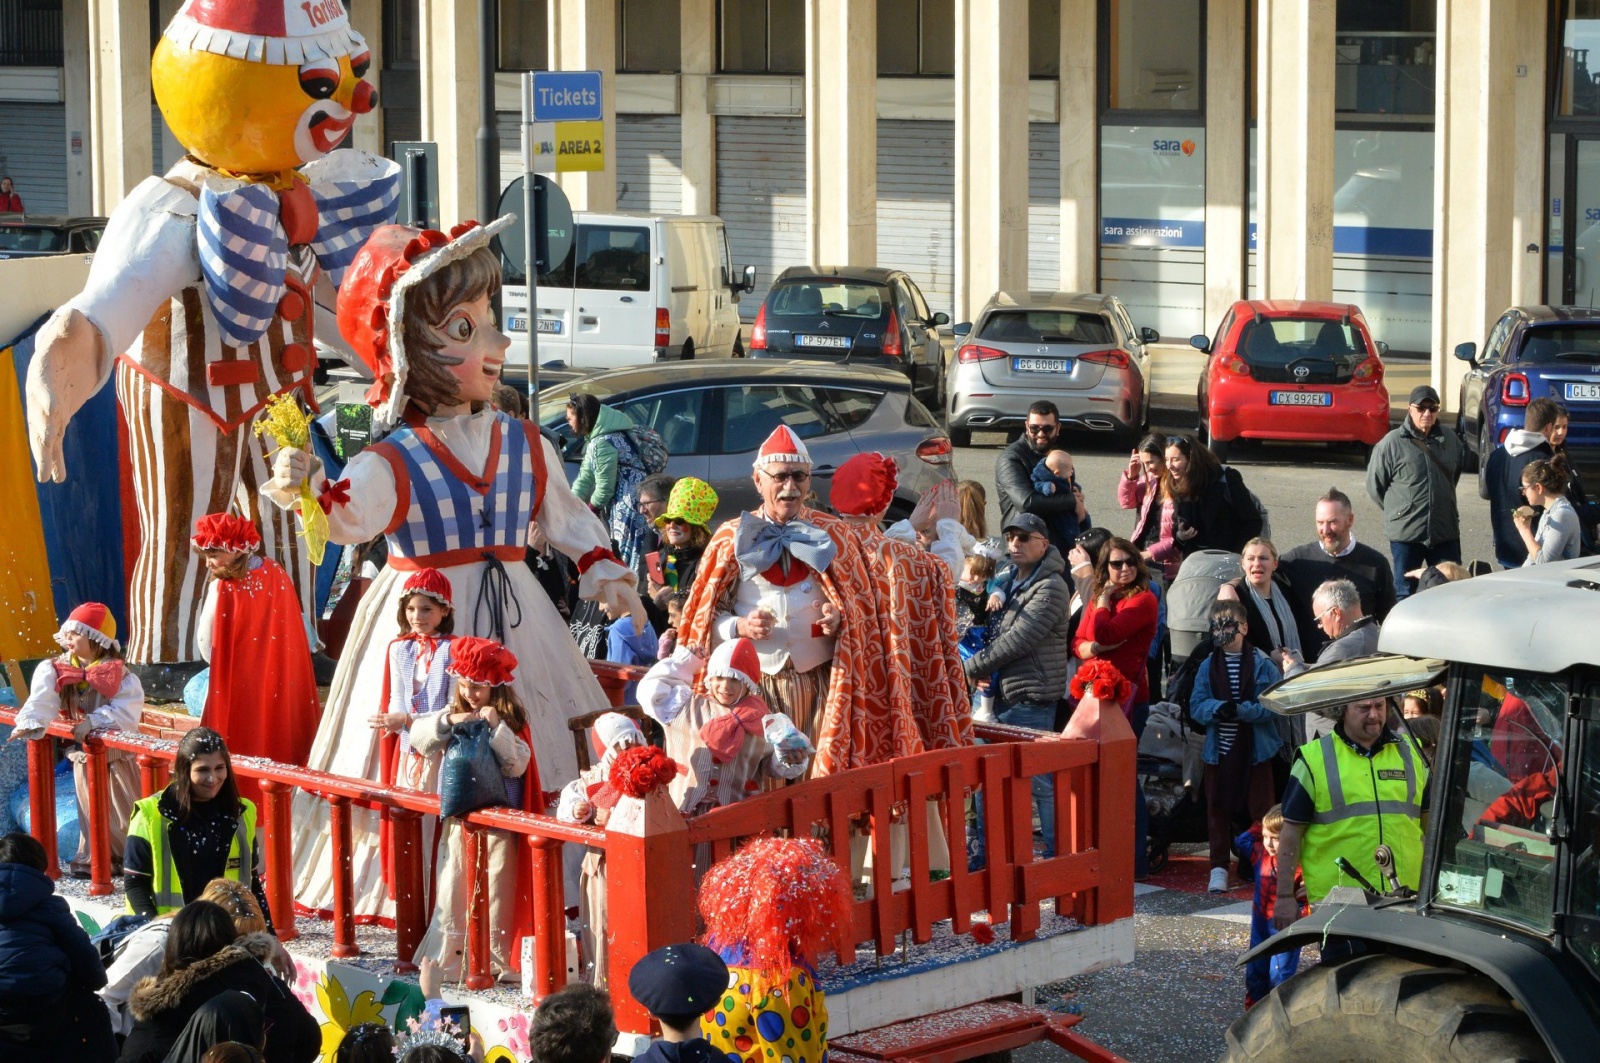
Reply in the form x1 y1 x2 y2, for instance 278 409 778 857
681 340 695 361
1455 409 1479 475
1206 417 1231 462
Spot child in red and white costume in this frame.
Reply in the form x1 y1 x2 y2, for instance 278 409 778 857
10 604 144 875
637 637 813 817
409 636 543 981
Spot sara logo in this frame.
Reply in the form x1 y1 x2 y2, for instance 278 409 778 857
1153 139 1197 157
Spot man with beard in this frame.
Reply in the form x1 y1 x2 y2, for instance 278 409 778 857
996 400 1077 533
680 427 922 776
1278 487 1395 658
192 512 321 805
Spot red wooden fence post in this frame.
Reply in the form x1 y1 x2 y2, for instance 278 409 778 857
605 789 695 1036
527 835 567 1003
1064 693 1137 924
327 795 360 957
259 779 298 942
26 737 58 876
463 824 494 990
391 807 424 974
84 738 113 896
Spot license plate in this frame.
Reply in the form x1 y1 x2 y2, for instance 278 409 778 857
1013 357 1072 373
1269 391 1332 406
798 334 849 349
509 315 526 332
1565 382 1600 401
537 318 562 335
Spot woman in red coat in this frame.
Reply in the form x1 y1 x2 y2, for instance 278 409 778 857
1072 536 1159 877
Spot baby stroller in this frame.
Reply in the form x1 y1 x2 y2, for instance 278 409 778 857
1138 700 1208 873
1165 549 1242 660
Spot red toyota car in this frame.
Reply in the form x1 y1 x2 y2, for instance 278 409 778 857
1191 300 1391 460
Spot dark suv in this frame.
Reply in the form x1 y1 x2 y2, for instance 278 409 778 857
748 265 950 411
0 215 106 259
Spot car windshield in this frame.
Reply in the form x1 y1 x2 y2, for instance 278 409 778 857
768 281 885 319
1517 326 1600 363
977 310 1113 344
0 227 66 252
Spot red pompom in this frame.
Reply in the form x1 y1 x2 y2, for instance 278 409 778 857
1069 658 1131 706
969 920 995 945
610 745 680 798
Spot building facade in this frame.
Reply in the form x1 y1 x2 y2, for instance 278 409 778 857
0 0 1579 406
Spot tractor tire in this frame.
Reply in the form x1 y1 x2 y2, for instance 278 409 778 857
1222 954 1551 1063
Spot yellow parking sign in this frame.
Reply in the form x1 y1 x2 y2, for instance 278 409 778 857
554 120 605 172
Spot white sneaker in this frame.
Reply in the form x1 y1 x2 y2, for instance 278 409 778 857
1208 867 1229 893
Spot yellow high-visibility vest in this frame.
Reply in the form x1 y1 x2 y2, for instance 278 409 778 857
125 792 257 915
1296 731 1426 902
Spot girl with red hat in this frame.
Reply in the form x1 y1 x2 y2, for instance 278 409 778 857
258 219 646 921
405 636 543 980
10 603 144 876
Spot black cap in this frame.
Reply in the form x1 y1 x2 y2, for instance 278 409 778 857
627 943 729 1017
1002 512 1049 538
1408 385 1440 407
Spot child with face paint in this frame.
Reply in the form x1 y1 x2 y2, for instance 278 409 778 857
1186 599 1284 894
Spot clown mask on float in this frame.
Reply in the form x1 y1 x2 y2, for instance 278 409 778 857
151 0 377 178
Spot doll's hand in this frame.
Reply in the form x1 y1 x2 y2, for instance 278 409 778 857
570 798 594 822
818 600 841 637
71 720 92 744
268 446 321 494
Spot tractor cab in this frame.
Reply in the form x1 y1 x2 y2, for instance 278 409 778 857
1225 559 1600 1061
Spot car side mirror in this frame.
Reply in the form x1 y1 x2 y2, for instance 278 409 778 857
953 322 972 337
1189 334 1210 353
932 311 950 326
1140 326 1159 344
1376 340 1390 357
1453 341 1478 365
739 264 756 293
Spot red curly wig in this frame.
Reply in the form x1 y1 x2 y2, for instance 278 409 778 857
698 836 853 976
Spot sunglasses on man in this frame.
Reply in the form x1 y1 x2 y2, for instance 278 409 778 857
764 470 811 484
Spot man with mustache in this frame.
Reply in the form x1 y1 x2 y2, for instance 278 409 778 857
680 427 925 776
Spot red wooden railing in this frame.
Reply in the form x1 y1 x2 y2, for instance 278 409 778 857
1 665 1135 1038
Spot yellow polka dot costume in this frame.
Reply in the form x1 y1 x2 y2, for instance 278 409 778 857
704 964 828 1063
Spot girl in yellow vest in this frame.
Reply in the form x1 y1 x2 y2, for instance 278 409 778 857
123 728 269 928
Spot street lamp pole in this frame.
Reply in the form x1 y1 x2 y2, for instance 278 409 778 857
476 0 500 227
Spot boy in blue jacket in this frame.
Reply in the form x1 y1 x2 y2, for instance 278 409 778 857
0 831 117 1061
1188 600 1283 895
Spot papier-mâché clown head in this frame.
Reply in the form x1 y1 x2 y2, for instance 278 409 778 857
151 0 377 177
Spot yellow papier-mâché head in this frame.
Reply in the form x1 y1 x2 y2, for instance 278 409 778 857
151 0 376 178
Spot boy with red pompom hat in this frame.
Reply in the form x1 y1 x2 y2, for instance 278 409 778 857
10 603 144 877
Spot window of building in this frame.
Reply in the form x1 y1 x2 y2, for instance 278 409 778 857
501 0 549 72
618 0 681 72
1560 0 1600 117
1030 0 1060 78
1102 0 1202 113
720 0 804 74
0 0 62 66
878 0 954 77
1335 0 1435 118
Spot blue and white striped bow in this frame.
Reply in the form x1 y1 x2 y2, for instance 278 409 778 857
197 166 401 348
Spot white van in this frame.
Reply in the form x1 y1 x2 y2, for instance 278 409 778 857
501 212 755 371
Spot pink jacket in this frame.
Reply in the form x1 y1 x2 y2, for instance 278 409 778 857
1117 473 1181 580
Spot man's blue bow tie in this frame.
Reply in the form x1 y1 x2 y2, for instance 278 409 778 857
734 512 838 581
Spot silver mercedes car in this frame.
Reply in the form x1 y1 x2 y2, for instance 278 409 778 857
948 291 1158 446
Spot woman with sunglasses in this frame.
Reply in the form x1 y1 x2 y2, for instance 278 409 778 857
1515 456 1581 565
1118 433 1181 581
1164 433 1264 556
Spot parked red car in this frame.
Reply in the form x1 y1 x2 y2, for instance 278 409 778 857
1192 300 1390 460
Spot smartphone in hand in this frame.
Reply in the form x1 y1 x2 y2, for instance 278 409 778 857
438 1005 471 1050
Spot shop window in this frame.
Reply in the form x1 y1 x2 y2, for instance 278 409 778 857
878 0 955 77
618 0 680 72
1102 0 1201 112
720 0 804 74
1560 0 1600 117
0 0 62 66
501 0 549 72
1335 0 1436 117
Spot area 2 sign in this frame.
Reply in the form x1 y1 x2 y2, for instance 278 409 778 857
531 71 603 122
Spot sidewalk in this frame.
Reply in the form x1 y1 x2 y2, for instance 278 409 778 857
1147 344 1432 425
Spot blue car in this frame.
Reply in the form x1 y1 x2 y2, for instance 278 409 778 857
1453 305 1600 477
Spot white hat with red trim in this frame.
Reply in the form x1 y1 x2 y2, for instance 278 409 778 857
163 0 367 66
752 424 812 470
707 638 763 697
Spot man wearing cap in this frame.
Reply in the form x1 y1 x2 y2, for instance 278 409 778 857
964 512 1072 857
681 426 918 775
1366 385 1464 599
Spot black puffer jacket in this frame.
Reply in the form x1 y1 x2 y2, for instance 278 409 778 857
964 546 1072 706
995 434 1074 529
1174 465 1263 554
120 933 318 1063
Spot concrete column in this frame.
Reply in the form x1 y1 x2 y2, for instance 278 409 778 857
348 0 384 156
61 0 91 215
1510 6 1548 309
550 0 617 212
419 0 478 224
86 0 152 213
1432 0 1545 407
1256 0 1334 301
1203 0 1247 330
679 0 715 215
955 0 1028 323
1058 0 1097 293
804 0 875 266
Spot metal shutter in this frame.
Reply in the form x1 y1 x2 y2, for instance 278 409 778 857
1029 123 1061 292
716 115 806 320
497 111 523 196
876 119 955 317
0 102 66 214
616 114 682 214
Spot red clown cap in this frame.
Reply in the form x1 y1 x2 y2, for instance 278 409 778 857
830 452 899 517
337 217 515 427
58 602 119 653
707 638 763 697
163 0 367 66
446 636 517 687
752 424 812 470
402 568 453 608
191 512 263 553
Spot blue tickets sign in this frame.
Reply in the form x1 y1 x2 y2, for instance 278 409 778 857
531 71 603 122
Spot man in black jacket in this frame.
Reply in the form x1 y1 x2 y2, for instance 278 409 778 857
1484 397 1561 568
996 401 1082 539
1279 487 1395 658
